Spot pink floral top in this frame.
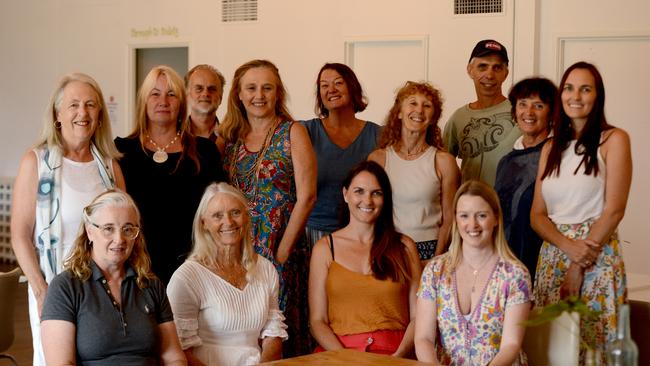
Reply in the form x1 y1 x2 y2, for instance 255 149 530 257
417 255 532 366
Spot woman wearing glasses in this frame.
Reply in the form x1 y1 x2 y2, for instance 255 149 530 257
41 190 186 365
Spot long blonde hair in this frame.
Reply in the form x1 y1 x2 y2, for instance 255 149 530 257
65 190 156 288
129 65 201 173
445 180 520 273
188 182 258 282
219 59 293 143
37 72 121 159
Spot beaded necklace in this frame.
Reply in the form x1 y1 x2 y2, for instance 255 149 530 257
230 119 281 196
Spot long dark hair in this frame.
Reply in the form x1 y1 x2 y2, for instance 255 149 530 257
340 161 412 283
542 62 613 179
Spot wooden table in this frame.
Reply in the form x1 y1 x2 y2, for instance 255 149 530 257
259 349 431 365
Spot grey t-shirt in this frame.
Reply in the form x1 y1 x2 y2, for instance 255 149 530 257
41 261 173 365
443 99 520 186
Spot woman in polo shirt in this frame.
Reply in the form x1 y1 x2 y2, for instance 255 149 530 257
41 190 186 365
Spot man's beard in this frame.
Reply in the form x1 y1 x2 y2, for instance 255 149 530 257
191 102 217 116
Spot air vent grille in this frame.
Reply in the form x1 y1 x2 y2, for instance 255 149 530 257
455 0 503 15
222 0 258 22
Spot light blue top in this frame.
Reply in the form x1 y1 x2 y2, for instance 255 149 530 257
301 118 381 232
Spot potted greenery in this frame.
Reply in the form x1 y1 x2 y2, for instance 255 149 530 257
522 296 601 365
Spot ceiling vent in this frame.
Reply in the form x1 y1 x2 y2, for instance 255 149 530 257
222 0 258 22
454 0 503 15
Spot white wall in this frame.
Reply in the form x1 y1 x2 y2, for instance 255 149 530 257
0 0 648 282
537 0 650 290
0 0 517 175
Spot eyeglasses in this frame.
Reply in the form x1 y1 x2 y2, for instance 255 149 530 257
90 222 140 240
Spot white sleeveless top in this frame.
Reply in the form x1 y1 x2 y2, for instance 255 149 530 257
541 140 605 225
385 146 442 242
41 158 106 266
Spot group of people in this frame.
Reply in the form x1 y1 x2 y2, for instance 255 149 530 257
9 38 631 366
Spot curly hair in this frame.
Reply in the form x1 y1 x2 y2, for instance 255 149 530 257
377 81 444 150
65 190 156 289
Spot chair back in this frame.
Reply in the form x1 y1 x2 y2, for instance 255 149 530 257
0 267 21 352
522 310 580 366
630 299 650 366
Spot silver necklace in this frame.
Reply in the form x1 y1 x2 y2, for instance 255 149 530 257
146 131 180 163
398 141 428 159
465 253 495 293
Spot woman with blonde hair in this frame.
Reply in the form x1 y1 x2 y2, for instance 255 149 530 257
415 180 532 365
168 183 288 365
115 65 225 284
11 72 125 366
369 81 459 260
218 59 316 356
41 190 186 365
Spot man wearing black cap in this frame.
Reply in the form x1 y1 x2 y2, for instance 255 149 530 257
442 39 520 186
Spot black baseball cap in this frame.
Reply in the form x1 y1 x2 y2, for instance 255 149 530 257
469 39 509 64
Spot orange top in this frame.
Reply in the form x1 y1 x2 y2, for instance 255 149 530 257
326 261 410 335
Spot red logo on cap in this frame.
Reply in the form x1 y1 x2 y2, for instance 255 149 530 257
485 42 502 51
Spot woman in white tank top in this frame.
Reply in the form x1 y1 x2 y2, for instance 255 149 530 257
530 62 632 363
369 82 460 261
10 73 125 366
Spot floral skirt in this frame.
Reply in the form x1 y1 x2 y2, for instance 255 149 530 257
533 221 627 363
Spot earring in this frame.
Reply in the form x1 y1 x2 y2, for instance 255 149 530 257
54 121 62 129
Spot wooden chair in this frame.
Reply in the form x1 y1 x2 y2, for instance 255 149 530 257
0 267 21 366
522 310 580 366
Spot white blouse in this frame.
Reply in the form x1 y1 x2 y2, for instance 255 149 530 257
167 256 288 366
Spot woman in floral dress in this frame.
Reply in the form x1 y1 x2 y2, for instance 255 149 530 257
531 61 631 363
415 180 532 365
218 59 316 356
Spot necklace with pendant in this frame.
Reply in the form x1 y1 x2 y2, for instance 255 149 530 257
146 131 180 163
465 252 495 293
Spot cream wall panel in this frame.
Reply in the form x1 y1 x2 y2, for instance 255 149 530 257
538 0 650 276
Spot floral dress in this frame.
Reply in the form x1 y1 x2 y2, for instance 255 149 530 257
534 139 627 365
418 255 531 366
223 120 312 356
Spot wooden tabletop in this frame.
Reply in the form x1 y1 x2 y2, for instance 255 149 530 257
259 349 431 365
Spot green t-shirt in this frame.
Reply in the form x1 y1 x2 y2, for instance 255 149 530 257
443 99 520 186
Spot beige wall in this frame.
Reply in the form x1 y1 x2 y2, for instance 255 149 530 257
0 0 648 284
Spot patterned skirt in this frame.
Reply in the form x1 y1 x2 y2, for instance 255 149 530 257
533 221 627 363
